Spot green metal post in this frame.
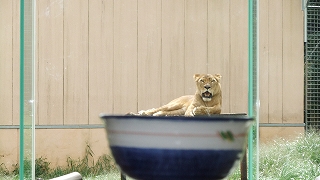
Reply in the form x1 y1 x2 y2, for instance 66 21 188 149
248 0 254 179
19 0 25 179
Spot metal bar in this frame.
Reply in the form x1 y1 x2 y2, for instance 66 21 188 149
0 124 105 129
32 0 36 178
247 0 257 179
303 0 308 42
259 123 306 127
307 6 320 8
19 0 25 178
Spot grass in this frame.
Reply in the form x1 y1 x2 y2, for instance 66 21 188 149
1 132 319 179
228 131 320 179
257 131 320 180
0 144 118 180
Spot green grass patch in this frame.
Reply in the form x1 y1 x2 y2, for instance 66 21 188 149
1 132 319 179
0 144 118 180
258 131 320 180
228 131 320 179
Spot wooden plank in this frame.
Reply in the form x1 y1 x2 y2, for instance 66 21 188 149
12 0 20 125
208 0 230 113
0 0 13 125
0 129 18 171
137 0 162 111
184 0 208 95
268 0 283 123
37 0 64 125
36 129 110 167
113 0 138 114
260 127 304 143
259 0 269 123
88 0 114 124
161 0 185 104
229 0 248 113
282 0 304 123
63 0 89 124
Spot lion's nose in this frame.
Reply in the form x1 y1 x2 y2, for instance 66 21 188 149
204 85 211 90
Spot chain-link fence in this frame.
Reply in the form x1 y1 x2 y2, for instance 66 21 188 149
305 0 320 130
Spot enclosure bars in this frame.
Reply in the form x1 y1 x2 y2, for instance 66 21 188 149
19 0 25 179
247 0 254 175
20 0 36 179
32 0 36 178
248 0 259 180
304 0 320 130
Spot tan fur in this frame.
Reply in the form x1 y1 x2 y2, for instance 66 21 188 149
135 74 222 116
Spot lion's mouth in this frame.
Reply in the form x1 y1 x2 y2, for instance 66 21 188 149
202 91 213 99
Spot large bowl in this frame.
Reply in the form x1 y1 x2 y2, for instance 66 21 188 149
100 114 253 180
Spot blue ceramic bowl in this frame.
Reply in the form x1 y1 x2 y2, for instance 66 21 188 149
100 115 253 180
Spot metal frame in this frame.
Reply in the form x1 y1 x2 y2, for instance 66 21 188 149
304 0 320 130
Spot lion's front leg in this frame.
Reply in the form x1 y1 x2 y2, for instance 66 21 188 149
192 106 207 116
193 105 221 116
206 105 222 114
185 105 196 116
138 108 160 116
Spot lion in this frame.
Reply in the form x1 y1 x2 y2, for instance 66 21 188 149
133 73 222 116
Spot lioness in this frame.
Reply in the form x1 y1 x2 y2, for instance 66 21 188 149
136 73 222 116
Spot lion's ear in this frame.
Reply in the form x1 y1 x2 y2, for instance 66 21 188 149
193 74 201 81
214 74 222 81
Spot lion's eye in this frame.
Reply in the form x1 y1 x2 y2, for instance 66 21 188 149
212 79 216 83
200 80 205 83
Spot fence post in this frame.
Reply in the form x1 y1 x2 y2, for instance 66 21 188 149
121 172 126 180
241 149 247 180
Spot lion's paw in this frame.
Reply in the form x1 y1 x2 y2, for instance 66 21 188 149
126 112 139 116
139 109 158 116
138 110 147 115
153 111 165 116
192 106 207 116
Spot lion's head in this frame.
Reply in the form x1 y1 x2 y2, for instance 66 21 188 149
194 74 222 102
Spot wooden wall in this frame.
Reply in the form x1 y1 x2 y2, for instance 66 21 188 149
259 0 304 124
1 0 304 126
0 0 305 167
259 0 304 141
0 0 20 126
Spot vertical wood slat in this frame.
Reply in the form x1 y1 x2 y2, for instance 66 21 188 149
0 0 13 125
161 0 185 104
12 0 20 125
268 0 283 123
259 0 269 123
38 0 64 125
137 0 162 111
208 0 231 113
229 0 248 113
63 0 89 124
185 0 208 95
113 0 138 114
282 0 304 123
88 0 114 124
